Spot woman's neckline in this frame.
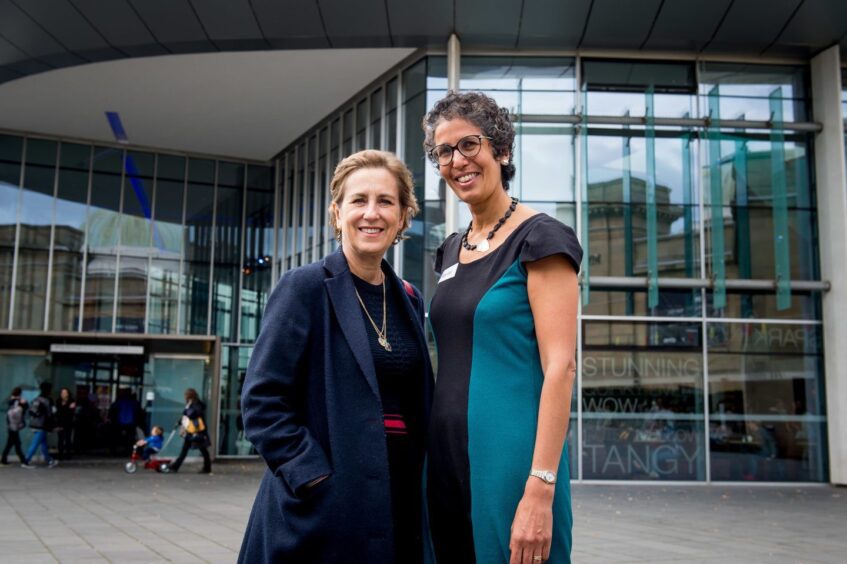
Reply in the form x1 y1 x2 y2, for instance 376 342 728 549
456 212 543 266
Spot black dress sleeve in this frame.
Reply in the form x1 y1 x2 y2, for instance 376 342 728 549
519 215 583 273
434 232 460 276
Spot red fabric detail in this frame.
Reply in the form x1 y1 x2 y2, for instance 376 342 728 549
402 280 415 298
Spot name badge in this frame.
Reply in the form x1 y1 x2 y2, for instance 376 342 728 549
438 263 458 284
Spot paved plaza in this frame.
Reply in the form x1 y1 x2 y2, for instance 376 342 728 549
0 459 844 563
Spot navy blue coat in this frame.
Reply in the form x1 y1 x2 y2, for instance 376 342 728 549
238 250 433 563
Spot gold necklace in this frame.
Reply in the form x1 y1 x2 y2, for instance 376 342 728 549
354 276 391 352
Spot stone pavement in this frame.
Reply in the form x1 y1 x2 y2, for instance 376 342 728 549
0 458 845 563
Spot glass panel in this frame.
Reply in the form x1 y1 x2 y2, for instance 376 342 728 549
583 60 695 118
14 139 57 330
211 163 244 341
402 86 427 291
116 151 154 333
707 323 826 482
699 63 809 122
585 127 701 308
342 109 353 157
583 287 701 318
516 124 575 202
83 147 123 332
181 159 215 335
241 167 274 343
705 207 817 283
49 143 89 331
0 135 23 328
370 87 383 149
462 57 577 115
356 99 367 151
218 346 255 455
145 356 211 457
706 290 821 321
582 321 706 480
148 155 185 334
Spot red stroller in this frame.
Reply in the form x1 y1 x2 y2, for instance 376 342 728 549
124 429 177 474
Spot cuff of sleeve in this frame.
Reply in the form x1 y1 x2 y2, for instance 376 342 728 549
274 443 332 497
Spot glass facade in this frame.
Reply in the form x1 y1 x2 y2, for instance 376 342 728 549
274 55 827 481
0 136 274 458
0 137 274 337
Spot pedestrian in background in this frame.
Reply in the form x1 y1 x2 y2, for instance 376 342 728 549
168 388 211 474
22 382 58 469
1 386 27 465
56 387 76 460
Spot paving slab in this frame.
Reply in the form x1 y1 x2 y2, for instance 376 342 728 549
1 460 845 563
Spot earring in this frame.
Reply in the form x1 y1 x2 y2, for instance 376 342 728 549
501 159 509 165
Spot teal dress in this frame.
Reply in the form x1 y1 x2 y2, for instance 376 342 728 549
427 213 583 563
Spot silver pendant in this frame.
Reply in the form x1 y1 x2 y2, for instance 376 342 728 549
378 336 392 351
475 238 490 252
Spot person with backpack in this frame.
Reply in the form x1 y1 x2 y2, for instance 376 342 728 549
22 382 58 469
1 386 27 465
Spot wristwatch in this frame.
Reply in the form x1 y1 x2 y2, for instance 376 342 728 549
530 469 557 485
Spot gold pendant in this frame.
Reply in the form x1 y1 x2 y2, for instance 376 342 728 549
378 336 392 351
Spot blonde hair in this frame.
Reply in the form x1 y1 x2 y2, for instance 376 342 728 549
328 150 419 243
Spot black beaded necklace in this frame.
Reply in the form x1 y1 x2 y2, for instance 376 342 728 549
461 197 519 252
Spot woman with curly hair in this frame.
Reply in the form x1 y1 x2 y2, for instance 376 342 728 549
423 91 582 564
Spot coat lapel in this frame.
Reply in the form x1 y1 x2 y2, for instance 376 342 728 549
323 251 381 400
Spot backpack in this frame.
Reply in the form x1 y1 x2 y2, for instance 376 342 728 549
7 400 25 432
27 397 50 430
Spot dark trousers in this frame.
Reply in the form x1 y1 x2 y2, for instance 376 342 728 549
57 428 73 459
2 429 25 463
170 437 211 472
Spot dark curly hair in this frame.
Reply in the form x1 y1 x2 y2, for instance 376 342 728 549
422 90 516 191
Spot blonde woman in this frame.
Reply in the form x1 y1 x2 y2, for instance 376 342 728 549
239 150 433 563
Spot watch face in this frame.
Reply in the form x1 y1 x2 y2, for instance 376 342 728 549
544 471 555 482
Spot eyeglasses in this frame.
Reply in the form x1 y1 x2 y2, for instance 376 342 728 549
429 135 492 166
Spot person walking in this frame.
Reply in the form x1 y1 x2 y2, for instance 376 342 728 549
22 382 59 469
56 387 76 460
1 386 27 465
168 388 211 474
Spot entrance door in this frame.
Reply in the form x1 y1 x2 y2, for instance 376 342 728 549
52 356 146 456
145 355 211 457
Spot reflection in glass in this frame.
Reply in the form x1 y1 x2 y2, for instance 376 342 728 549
49 143 89 331
116 151 155 333
240 167 273 343
211 163 244 341
146 356 210 457
356 99 367 151
582 321 705 480
148 155 185 334
707 323 826 481
182 159 215 335
83 147 123 332
0 135 23 328
14 139 57 330
218 346 255 455
516 124 575 202
699 63 808 122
